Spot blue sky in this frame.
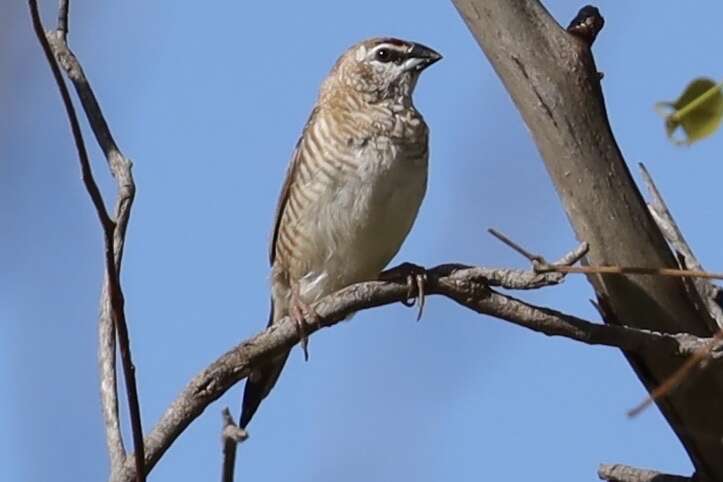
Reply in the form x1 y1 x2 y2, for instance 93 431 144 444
2 1 722 481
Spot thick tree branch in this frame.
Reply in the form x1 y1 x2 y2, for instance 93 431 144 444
115 259 720 482
29 1 141 480
450 1 723 479
598 464 692 482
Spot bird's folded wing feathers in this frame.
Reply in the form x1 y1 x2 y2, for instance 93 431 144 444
269 106 321 266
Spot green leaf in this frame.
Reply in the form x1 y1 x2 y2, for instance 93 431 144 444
655 77 723 146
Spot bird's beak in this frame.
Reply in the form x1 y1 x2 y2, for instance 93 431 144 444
406 42 442 72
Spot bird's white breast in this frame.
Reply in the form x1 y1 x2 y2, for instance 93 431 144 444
298 122 427 302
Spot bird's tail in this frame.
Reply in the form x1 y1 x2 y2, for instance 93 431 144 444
239 299 291 429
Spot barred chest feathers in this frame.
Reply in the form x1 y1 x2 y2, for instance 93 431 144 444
298 104 428 301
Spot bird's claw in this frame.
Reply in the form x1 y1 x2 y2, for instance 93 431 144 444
290 295 318 362
379 262 427 321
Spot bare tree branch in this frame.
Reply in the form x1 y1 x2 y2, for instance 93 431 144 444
115 258 720 482
31 2 723 481
490 228 723 282
619 163 723 418
99 296 124 473
212 241 588 481
640 163 723 328
29 1 142 480
220 408 247 482
450 1 723 478
628 329 723 417
56 0 68 40
598 464 692 482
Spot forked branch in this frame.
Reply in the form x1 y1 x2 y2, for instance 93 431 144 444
116 253 720 482
28 0 143 480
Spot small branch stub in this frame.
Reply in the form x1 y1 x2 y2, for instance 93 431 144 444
221 408 248 444
566 5 605 45
598 463 692 482
221 408 247 482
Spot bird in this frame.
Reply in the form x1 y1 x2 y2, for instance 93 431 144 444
239 37 442 429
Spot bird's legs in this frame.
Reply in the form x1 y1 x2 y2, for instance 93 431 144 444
378 262 428 321
290 283 318 361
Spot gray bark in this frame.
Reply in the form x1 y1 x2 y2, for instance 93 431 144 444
451 1 723 479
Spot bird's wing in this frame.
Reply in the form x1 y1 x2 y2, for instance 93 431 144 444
269 106 321 266
240 109 325 428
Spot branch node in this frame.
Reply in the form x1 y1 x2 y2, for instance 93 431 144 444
566 5 605 46
488 228 588 276
221 408 247 482
29 0 143 480
221 408 248 444
487 228 547 265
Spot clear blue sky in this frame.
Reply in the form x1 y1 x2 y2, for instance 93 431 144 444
2 1 722 481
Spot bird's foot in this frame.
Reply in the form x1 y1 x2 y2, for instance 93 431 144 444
290 289 318 362
379 262 428 321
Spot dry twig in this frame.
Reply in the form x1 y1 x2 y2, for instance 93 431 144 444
489 227 723 418
28 0 143 480
624 165 723 416
598 463 692 482
490 227 723 281
640 162 723 328
220 408 248 482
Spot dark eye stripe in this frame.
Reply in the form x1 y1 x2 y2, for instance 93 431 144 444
379 37 407 48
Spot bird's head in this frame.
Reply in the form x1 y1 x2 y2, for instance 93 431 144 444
324 37 442 103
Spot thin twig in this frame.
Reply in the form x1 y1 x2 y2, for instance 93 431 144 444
639 164 699 269
28 2 111 228
221 408 248 482
490 227 723 417
29 1 143 480
100 284 125 471
56 0 69 39
104 261 144 482
621 163 723 417
640 162 723 328
598 463 692 482
28 2 127 470
538 264 723 281
490 227 723 281
488 228 545 263
628 329 723 417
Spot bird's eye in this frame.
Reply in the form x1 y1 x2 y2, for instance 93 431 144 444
375 48 392 62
